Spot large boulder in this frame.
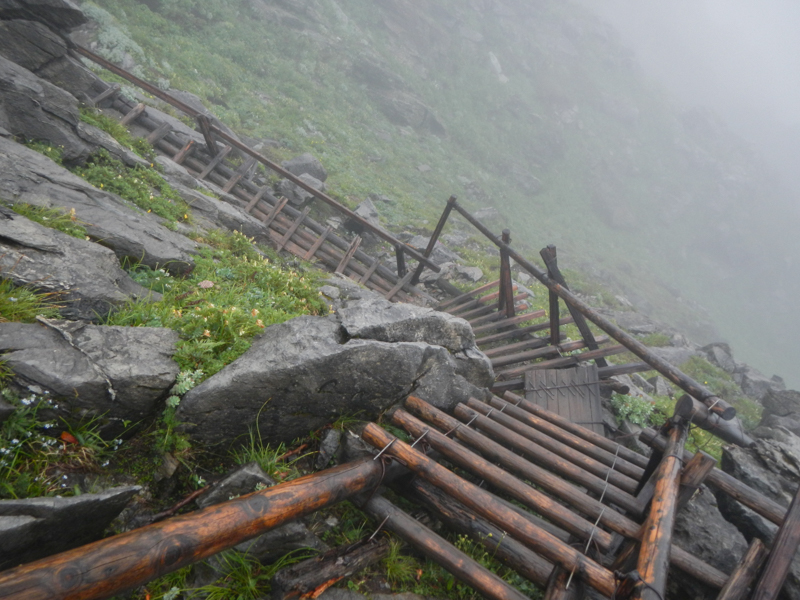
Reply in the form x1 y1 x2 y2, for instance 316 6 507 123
0 320 179 433
735 364 785 402
281 152 327 183
0 0 87 32
408 234 462 266
758 389 800 439
276 172 326 206
177 288 493 447
0 55 92 164
0 485 139 570
0 19 67 72
0 207 157 321
0 136 198 274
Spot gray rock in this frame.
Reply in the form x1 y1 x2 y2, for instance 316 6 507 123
276 172 326 206
0 0 87 32
0 396 14 426
670 486 748 599
737 364 783 402
0 55 91 164
632 373 654 394
155 155 198 189
646 375 674 398
0 485 139 570
0 320 179 431
281 152 327 182
34 53 99 100
315 428 341 469
408 235 462 265
371 89 446 136
761 389 800 430
337 295 476 352
353 198 382 229
177 314 491 447
703 343 736 373
652 346 699 367
455 265 483 282
197 462 274 508
0 136 198 274
0 207 157 321
0 19 66 71
610 311 660 335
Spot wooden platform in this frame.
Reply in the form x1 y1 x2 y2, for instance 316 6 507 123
525 366 605 435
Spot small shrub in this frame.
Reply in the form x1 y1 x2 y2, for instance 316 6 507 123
610 393 654 427
0 279 62 323
10 204 88 239
80 107 155 160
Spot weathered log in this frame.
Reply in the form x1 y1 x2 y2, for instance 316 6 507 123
673 395 755 447
447 198 735 419
391 408 614 550
468 296 529 326
716 538 767 600
403 397 728 589
361 495 530 600
466 399 640 494
471 309 547 334
500 230 516 318
0 458 384 600
360 423 618 596
503 391 650 468
482 396 645 480
407 478 554 587
544 566 583 600
639 428 787 525
676 450 717 509
636 422 688 600
270 538 389 600
491 336 611 370
411 195 457 284
453 404 642 514
483 334 551 359
477 317 574 346
751 484 800 600
437 279 500 311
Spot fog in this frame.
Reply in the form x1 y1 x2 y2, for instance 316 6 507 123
579 0 800 195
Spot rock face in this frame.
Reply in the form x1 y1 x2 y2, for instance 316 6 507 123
177 286 492 447
281 153 328 183
0 137 198 274
276 172 326 206
0 320 179 432
0 206 157 321
0 485 139 570
0 0 87 32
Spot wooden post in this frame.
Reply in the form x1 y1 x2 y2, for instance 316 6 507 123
751 485 800 600
411 195 456 284
437 279 501 311
716 538 767 600
358 258 382 285
120 102 145 126
673 395 754 447
222 157 257 194
395 244 407 278
676 450 717 509
196 114 219 156
172 140 195 165
304 226 332 261
146 121 172 145
361 495 530 600
244 186 270 214
336 236 362 274
197 145 232 181
499 229 515 318
635 421 688 600
261 196 289 228
276 207 311 252
0 459 384 600
360 423 618 596
477 317 574 346
89 83 120 106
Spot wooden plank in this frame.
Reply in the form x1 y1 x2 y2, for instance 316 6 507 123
523 345 626 371
472 309 547 334
196 113 219 156
359 257 382 285
491 337 609 370
499 229 515 318
276 206 311 252
197 145 231 181
336 236 362 274
476 317 574 346
751 484 800 600
222 157 257 193
304 226 332 261
716 538 767 600
436 279 501 311
172 140 195 165
385 272 414 301
89 83 119 106
468 294 528 325
145 121 172 145
120 102 146 126
483 335 550 359
244 186 270 214
260 196 288 228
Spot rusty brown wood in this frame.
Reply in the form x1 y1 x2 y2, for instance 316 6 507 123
361 495 530 600
89 83 119 106
676 450 717 509
402 396 728 589
197 145 231 181
261 196 289 228
491 336 610 370
336 236 362 274
411 195 457 285
303 226 332 261
0 458 384 600
120 102 145 126
673 395 754 447
222 157 256 194
544 567 582 600
468 295 528 326
392 408 615 550
453 403 642 514
482 395 644 480
503 391 650 468
499 229 515 318
359 257 382 285
360 423 618 597
509 344 626 374
244 186 270 214
448 288 511 316
465 398 639 494
407 478 554 587
635 421 688 600
472 309 547 335
276 207 311 252
639 428 786 525
457 290 520 321
483 334 550 359
751 484 800 600
447 199 736 421
437 279 501 312
146 121 172 145
172 140 195 165
716 538 767 600
477 317 575 346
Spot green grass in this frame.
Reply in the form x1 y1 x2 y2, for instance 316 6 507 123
9 204 88 239
0 278 62 323
80 107 156 160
